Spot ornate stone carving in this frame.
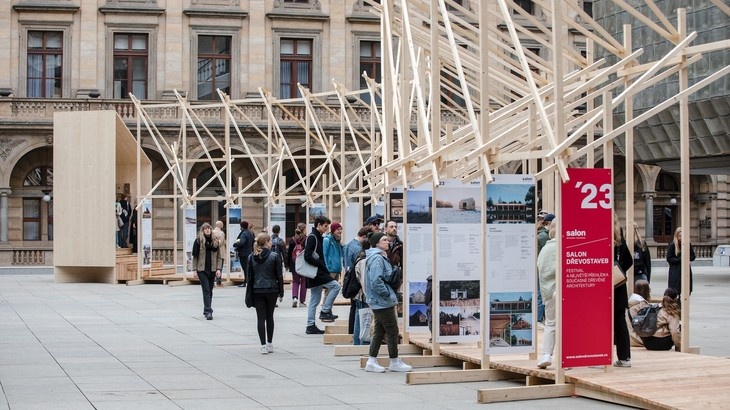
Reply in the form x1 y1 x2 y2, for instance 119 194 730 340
0 138 25 161
273 0 321 11
191 0 240 6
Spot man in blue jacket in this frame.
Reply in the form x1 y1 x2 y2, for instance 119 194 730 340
305 216 342 335
323 221 344 281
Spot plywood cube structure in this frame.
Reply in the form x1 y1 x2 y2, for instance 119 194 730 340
53 111 151 283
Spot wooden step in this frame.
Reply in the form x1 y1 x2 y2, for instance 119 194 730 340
146 267 176 277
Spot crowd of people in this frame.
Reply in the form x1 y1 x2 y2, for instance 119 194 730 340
189 213 411 372
534 212 692 370
180 205 693 371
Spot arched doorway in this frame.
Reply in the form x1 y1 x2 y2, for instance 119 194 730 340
10 147 54 243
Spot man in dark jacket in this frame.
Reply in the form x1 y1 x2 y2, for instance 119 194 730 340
305 215 342 334
233 221 254 287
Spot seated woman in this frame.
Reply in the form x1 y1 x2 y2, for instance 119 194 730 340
627 279 651 347
642 288 681 351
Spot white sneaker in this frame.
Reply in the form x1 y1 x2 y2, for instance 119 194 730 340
388 358 413 372
266 343 274 353
292 298 298 308
260 345 268 355
537 354 552 369
614 359 631 368
365 361 386 373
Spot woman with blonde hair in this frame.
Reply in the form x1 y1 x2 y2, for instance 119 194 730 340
245 232 284 354
613 215 633 367
667 227 696 298
192 223 223 320
626 279 651 346
632 222 652 283
643 288 681 351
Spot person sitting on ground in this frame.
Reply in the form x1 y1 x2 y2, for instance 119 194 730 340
642 287 681 351
627 279 651 346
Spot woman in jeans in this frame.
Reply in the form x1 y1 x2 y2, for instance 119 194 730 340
246 232 284 354
192 223 223 320
363 232 412 373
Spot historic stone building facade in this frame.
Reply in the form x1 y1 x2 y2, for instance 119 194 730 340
0 0 726 266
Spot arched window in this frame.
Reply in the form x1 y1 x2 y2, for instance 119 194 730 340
653 172 678 243
23 166 53 241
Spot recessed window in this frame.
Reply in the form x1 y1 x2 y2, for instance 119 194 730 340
582 1 593 18
114 34 148 99
359 40 381 104
27 31 63 98
197 35 231 100
514 0 534 14
280 39 312 99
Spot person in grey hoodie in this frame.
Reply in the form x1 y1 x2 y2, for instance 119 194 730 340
363 232 412 373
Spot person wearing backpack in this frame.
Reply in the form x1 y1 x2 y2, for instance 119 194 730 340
627 279 651 346
363 232 412 373
270 224 286 256
286 223 308 308
304 216 342 335
642 288 681 351
343 227 371 344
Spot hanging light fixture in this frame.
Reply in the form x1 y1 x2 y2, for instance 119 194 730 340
42 189 51 203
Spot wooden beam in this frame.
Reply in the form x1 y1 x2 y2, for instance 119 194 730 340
406 369 518 385
477 384 574 404
323 334 353 345
359 355 462 368
334 344 423 356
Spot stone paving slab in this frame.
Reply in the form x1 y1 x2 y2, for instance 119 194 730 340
0 267 727 409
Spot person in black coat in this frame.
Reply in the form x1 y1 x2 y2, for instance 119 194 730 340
304 216 342 335
613 217 633 367
631 222 652 283
233 220 254 286
245 232 284 354
667 227 696 297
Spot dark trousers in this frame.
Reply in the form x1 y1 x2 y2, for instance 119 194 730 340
253 292 278 345
614 306 631 360
369 307 399 359
198 271 215 315
643 335 674 351
348 299 357 334
121 222 130 247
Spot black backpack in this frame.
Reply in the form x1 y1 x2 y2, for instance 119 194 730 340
342 254 365 299
630 304 660 338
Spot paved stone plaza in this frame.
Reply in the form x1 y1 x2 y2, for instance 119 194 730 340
1 266 728 409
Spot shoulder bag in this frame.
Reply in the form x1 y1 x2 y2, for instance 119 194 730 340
294 235 319 279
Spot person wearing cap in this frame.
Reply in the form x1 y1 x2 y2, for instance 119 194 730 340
363 232 412 373
365 214 383 232
304 216 342 335
323 221 345 281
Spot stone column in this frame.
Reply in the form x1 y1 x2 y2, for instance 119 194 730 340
0 188 10 244
643 192 655 243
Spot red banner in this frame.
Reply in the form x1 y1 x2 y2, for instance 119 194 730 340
561 168 613 368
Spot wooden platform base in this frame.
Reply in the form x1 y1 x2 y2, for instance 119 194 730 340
407 335 730 408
